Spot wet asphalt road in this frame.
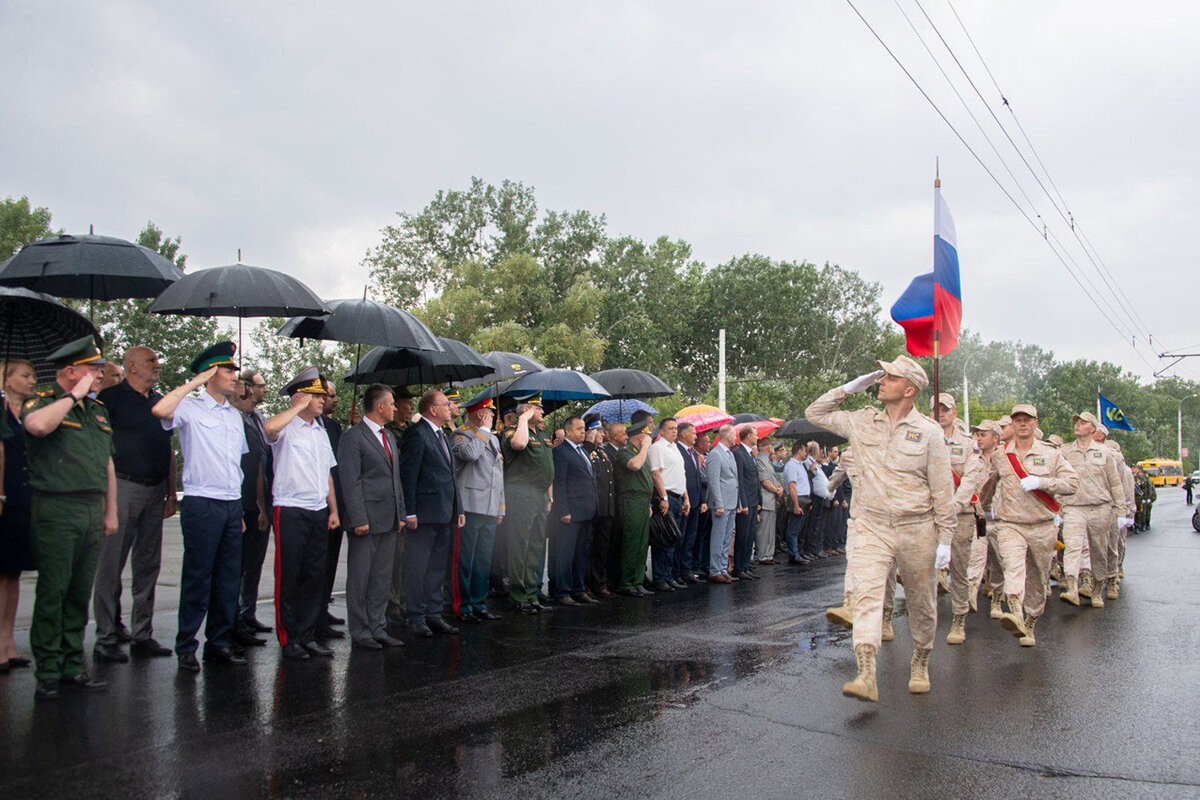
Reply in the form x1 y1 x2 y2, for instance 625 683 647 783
2 499 1199 799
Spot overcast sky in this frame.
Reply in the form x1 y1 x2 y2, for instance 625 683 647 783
2 2 1196 380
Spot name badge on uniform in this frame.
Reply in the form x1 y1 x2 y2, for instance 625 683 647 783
1032 456 1046 467
1091 450 1104 460
951 446 964 456
905 431 923 443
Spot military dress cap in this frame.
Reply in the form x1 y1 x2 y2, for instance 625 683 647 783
1096 423 1109 436
1072 411 1101 426
393 385 416 400
444 387 462 402
929 392 956 410
466 396 495 413
1011 403 1038 419
48 335 107 368
970 419 1003 435
584 416 603 431
280 366 327 397
516 392 543 407
190 341 238 374
627 417 651 436
876 354 928 391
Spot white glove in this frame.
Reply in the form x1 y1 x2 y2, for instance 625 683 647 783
1053 515 1062 528
841 370 885 395
982 510 996 521
1019 476 1041 492
1118 516 1133 529
935 544 951 569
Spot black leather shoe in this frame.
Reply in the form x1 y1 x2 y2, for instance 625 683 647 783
531 600 554 612
458 612 482 623
115 626 132 644
427 618 459 635
130 638 173 657
282 643 311 661
409 622 434 638
478 610 502 620
232 628 268 647
573 593 600 605
732 571 751 580
555 596 579 607
316 626 345 639
685 575 703 584
653 582 675 592
303 641 334 657
178 652 200 672
324 612 345 626
243 617 273 633
670 579 689 589
34 680 60 701
60 672 108 692
636 587 655 596
203 647 248 665
93 643 129 663
374 634 405 647
352 638 383 650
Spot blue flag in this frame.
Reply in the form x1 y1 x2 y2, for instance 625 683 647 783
1098 393 1136 431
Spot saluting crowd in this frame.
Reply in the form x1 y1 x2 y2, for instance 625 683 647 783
0 339 1151 705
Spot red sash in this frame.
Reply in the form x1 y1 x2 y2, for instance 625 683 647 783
950 468 978 504
1005 451 1061 514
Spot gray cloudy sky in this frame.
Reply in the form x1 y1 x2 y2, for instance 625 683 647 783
3 2 1197 379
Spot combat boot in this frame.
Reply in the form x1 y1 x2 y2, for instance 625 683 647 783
842 643 878 702
1078 571 1094 600
881 607 895 642
1107 579 1120 600
989 591 1004 619
1058 575 1080 606
968 581 979 613
1049 558 1062 582
825 593 854 629
946 614 967 645
1000 593 1027 638
908 647 931 693
1090 580 1106 608
1019 614 1038 647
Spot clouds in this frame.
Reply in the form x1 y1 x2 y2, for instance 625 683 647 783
1 1 1195 377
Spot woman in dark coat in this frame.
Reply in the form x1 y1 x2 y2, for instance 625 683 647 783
0 358 37 672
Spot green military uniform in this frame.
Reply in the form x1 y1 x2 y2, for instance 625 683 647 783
503 424 555 605
1134 472 1156 530
23 337 114 684
614 428 654 593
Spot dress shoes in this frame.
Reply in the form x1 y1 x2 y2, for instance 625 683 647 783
115 626 132 644
374 633 405 647
316 626 345 639
670 579 688 590
427 617 460 635
788 557 804 565
93 643 129 663
573 593 600 605
243 616 273 633
458 612 482 623
709 574 733 584
130 638 173 658
744 570 760 580
598 588 615 597
61 672 108 692
232 628 268 647
684 575 703 585
303 641 334 657
652 582 674 592
352 638 383 651
555 596 580 607
478 609 502 620
282 643 311 661
34 680 60 701
636 586 655 596
731 571 752 581
203 647 248 665
531 600 555 612
409 622 435 638
178 653 201 672
618 588 644 598
323 612 346 626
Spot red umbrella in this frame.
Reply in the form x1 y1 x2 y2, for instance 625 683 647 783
738 419 781 439
677 404 735 434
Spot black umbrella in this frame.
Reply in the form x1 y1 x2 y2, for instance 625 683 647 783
276 298 440 352
775 418 846 448
459 351 545 387
344 337 492 386
731 413 767 424
501 369 611 402
0 287 102 384
146 263 329 318
588 368 674 399
0 234 184 301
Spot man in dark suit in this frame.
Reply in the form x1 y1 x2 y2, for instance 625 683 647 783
676 422 706 583
549 416 599 605
318 377 347 637
399 390 464 638
338 384 406 650
231 374 270 648
732 425 762 579
583 415 616 597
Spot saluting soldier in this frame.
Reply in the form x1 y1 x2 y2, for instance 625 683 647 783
614 417 654 597
450 395 505 622
502 394 555 614
583 414 617 597
24 336 118 702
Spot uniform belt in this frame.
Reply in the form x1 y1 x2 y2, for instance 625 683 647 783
666 491 683 499
116 473 165 487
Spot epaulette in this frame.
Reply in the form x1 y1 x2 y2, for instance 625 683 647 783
92 398 106 407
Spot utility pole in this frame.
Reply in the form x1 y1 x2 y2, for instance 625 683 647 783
718 329 726 412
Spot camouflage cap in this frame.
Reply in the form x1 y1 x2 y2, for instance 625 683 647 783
876 354 928 391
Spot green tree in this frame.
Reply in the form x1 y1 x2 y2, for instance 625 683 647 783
0 196 57 257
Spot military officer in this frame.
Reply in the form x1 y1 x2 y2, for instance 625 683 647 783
23 336 118 701
614 417 655 597
1057 411 1126 609
806 355 956 702
989 404 1078 647
443 387 462 433
450 396 505 622
502 394 555 613
583 415 617 597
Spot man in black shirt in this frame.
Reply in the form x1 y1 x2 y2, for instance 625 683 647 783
92 347 176 661
318 377 346 637
233 370 272 644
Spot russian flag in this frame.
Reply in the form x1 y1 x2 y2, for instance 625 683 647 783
890 186 962 357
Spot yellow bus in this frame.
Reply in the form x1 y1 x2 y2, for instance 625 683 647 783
1136 458 1185 487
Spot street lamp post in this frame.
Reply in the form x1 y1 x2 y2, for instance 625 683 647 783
962 350 980 430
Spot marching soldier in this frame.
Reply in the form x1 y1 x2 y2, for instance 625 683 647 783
1095 427 1134 597
967 420 1002 616
1057 412 1126 609
503 394 555 613
23 336 118 701
989 404 1078 647
806 355 956 702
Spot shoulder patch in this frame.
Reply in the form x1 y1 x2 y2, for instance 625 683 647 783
23 398 37 409
1032 456 1047 467
905 430 923 443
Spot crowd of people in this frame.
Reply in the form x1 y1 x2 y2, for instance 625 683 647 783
0 338 1157 705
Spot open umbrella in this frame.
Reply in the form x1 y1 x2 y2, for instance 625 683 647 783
582 398 658 423
501 368 610 402
731 413 767 424
0 287 101 383
344 337 491 386
588 368 673 399
775 418 846 448
460 351 545 387
676 404 735 434
736 419 781 440
0 234 184 301
277 298 439 352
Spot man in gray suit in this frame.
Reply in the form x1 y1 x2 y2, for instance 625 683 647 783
450 395 505 623
337 384 406 650
706 424 741 583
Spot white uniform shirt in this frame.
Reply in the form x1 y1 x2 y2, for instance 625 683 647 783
648 437 686 495
270 415 337 511
163 390 248 501
783 457 811 498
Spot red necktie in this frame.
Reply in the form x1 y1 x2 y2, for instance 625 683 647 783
380 428 392 463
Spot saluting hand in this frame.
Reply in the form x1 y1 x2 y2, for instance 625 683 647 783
292 393 313 411
70 371 97 401
195 366 219 387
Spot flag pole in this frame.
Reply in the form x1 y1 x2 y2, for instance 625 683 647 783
931 163 941 425
1096 385 1102 421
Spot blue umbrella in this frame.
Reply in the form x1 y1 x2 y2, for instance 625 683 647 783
501 368 610 402
583 398 659 423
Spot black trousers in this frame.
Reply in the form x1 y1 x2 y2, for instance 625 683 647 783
272 506 330 647
733 508 756 573
586 515 615 594
322 527 344 619
238 507 270 625
801 503 826 556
